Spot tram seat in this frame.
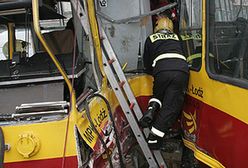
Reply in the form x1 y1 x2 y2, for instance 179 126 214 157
42 29 74 55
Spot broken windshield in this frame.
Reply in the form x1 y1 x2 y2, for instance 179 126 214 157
208 0 248 84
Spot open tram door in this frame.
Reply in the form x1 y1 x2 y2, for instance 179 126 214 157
181 0 248 167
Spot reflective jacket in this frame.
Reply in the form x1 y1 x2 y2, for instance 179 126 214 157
143 31 188 75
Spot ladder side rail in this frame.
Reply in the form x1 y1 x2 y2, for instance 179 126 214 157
100 30 144 120
102 51 158 168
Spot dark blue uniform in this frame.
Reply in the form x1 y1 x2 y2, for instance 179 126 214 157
143 31 189 136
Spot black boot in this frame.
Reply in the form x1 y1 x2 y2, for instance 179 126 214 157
147 132 163 150
139 100 161 128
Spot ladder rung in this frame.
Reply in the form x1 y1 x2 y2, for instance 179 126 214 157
129 102 135 110
118 81 125 88
108 59 115 64
102 53 159 167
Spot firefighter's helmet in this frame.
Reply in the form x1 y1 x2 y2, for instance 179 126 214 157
154 17 173 33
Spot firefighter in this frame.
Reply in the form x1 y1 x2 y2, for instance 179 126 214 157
139 16 189 149
151 0 178 32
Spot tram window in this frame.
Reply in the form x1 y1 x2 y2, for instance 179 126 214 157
40 1 72 30
38 1 73 53
0 26 34 60
0 25 8 60
15 28 34 58
208 0 248 83
179 0 202 70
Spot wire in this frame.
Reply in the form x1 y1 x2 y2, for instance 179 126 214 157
85 93 126 168
62 13 78 168
92 93 125 168
85 94 113 168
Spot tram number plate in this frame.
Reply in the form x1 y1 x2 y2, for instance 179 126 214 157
99 0 107 8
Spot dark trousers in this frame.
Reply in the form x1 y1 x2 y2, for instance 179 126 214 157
152 71 189 133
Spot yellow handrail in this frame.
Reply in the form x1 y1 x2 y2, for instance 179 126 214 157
32 0 76 108
87 0 106 79
8 23 15 60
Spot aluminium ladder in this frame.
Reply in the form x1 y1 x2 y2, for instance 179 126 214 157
71 0 167 167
